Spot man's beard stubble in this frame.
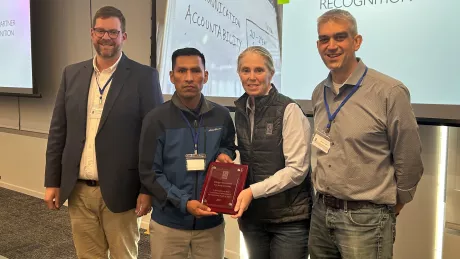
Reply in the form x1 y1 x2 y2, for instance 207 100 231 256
94 39 120 59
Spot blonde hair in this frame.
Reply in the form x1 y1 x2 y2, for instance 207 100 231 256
237 46 275 74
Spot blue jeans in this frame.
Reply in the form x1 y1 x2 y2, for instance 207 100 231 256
238 219 310 259
308 195 396 259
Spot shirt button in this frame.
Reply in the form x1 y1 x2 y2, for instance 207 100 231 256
328 165 332 168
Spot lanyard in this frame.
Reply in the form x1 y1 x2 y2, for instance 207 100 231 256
95 73 114 104
323 67 368 133
180 111 203 154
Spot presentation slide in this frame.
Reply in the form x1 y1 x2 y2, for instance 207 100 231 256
159 0 458 121
0 0 33 95
159 0 281 99
282 0 460 121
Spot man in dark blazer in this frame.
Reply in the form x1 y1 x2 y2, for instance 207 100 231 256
43 6 163 259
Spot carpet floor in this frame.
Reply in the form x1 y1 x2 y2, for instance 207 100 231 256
0 187 150 259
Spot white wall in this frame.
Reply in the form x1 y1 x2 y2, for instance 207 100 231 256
443 126 460 259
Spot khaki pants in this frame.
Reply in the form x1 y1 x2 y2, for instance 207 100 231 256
68 182 140 259
149 220 225 259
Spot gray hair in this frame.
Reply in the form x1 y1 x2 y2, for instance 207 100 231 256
237 46 275 74
317 9 358 36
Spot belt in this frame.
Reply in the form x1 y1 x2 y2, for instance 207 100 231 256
77 179 99 186
317 193 374 210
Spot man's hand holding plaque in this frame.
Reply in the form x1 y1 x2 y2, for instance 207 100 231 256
186 200 218 218
200 159 248 215
216 153 234 163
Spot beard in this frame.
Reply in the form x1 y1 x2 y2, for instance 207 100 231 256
94 39 120 59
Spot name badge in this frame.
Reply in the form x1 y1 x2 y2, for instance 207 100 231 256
185 154 207 171
312 129 331 154
90 106 103 119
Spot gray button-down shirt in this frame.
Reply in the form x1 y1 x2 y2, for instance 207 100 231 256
311 59 423 205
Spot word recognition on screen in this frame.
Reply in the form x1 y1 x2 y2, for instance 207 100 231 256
282 0 460 121
159 0 281 101
0 0 34 95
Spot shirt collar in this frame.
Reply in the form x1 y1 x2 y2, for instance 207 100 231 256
171 92 213 116
324 58 366 89
93 53 123 74
246 96 253 111
191 96 203 115
245 84 272 111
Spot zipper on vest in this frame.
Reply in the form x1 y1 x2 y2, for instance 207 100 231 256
242 109 255 183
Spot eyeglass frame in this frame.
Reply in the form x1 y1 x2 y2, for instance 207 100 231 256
92 27 122 39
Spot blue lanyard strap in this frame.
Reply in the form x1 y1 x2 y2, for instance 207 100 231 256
324 67 368 132
96 73 114 103
180 111 203 153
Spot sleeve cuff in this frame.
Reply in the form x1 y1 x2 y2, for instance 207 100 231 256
250 183 265 199
180 195 191 214
218 148 236 160
139 185 150 195
397 185 417 204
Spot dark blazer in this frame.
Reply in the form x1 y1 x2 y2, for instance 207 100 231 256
44 54 163 213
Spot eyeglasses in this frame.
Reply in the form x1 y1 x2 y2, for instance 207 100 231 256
92 28 121 39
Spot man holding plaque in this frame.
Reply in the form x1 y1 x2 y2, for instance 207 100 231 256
233 46 313 258
139 47 236 259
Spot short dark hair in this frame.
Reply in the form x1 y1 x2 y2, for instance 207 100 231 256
92 6 126 32
171 48 206 70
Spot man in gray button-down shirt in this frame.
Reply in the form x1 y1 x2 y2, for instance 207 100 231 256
308 9 423 259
